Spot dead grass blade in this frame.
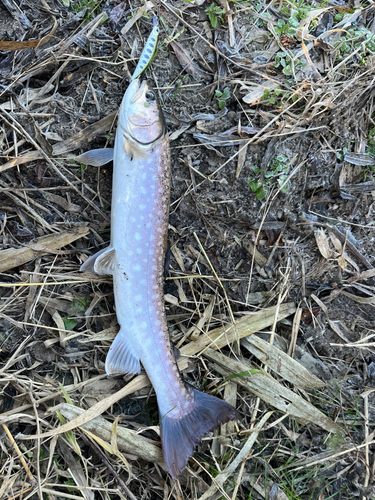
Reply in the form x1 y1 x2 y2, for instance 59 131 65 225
181 302 296 357
0 227 88 273
22 303 294 440
206 348 340 433
54 403 163 465
241 334 325 389
197 411 273 500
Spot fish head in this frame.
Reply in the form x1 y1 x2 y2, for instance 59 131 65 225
120 79 165 146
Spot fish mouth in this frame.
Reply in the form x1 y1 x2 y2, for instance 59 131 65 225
122 79 165 144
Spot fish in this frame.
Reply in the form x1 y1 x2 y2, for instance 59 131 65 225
78 79 240 478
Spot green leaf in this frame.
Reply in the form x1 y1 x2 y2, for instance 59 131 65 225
67 296 90 315
215 89 222 98
249 181 260 192
262 88 270 99
256 188 267 200
221 87 230 100
269 96 276 104
62 317 77 331
218 99 226 110
283 65 292 75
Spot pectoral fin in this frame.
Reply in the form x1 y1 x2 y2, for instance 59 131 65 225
75 148 114 166
80 247 116 275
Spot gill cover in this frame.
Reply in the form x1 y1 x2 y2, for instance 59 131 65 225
119 79 165 159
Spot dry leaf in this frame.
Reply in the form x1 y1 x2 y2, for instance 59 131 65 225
315 228 331 259
242 82 278 105
337 255 347 269
170 40 211 81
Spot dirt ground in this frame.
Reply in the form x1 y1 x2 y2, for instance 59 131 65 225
1 0 375 499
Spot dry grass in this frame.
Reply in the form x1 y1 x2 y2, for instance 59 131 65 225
1 0 375 498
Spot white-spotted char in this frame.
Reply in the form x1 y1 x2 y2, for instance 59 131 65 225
79 79 239 479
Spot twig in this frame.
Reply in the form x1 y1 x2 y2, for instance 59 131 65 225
2 423 36 485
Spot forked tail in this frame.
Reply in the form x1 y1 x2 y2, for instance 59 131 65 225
160 387 240 479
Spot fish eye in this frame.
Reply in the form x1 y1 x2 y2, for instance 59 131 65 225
146 91 155 101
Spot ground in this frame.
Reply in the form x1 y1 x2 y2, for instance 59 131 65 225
1 0 375 499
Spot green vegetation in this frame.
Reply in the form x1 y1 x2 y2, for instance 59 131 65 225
274 52 307 76
70 0 105 22
205 3 226 28
248 155 290 200
274 16 300 37
262 85 299 106
335 25 375 63
215 86 230 109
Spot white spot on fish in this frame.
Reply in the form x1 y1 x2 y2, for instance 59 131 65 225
140 279 147 286
141 321 147 329
135 294 142 301
140 186 147 194
134 233 142 241
133 264 141 272
140 204 146 210
136 248 142 255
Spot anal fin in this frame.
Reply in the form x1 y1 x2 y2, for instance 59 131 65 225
80 247 116 275
105 330 141 375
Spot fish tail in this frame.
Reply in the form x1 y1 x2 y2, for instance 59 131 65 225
160 387 240 479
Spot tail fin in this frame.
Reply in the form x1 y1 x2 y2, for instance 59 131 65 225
160 388 240 479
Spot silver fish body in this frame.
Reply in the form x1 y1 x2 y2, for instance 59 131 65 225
80 79 239 478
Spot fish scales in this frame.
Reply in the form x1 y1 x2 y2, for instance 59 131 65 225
80 79 239 478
